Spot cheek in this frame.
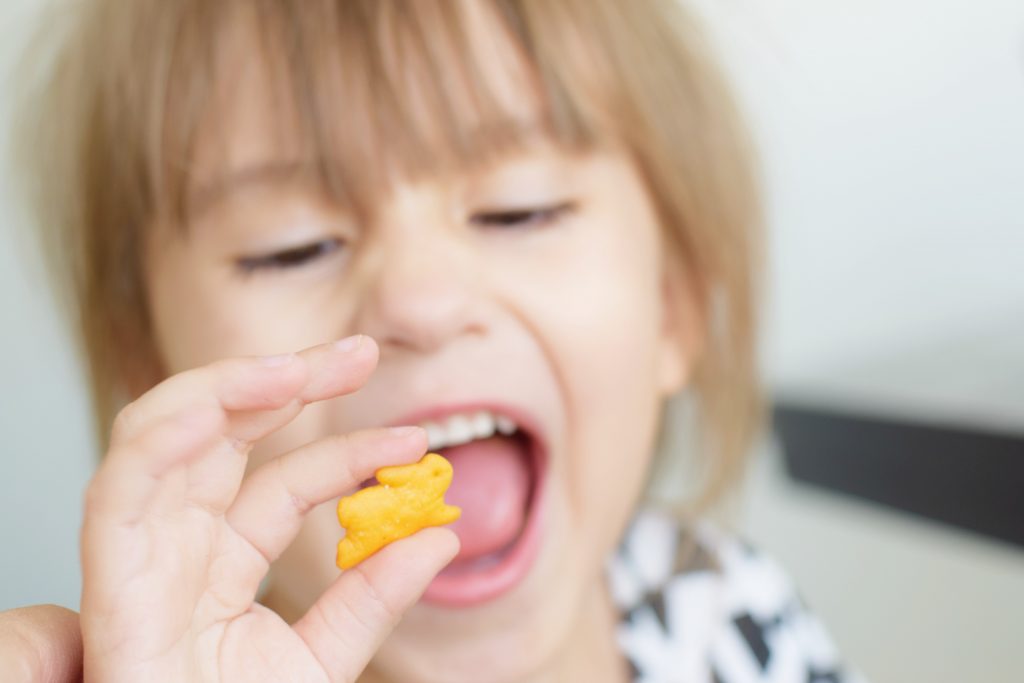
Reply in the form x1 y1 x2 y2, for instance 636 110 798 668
495 217 667 552
563 245 664 526
147 241 261 369
145 240 358 465
148 249 336 368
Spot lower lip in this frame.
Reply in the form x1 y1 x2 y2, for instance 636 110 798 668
422 444 547 608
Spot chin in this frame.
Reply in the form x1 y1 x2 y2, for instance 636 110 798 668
370 489 588 683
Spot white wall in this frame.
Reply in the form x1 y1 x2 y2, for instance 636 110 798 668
683 2 1024 682
0 0 96 611
686 0 1024 379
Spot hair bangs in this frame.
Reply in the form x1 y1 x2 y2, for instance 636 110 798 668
157 0 604 228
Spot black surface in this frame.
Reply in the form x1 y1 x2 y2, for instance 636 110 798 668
774 402 1024 549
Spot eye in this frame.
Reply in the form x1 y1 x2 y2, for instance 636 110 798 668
469 201 576 229
236 238 344 274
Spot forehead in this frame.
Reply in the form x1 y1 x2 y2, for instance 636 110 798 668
181 0 596 220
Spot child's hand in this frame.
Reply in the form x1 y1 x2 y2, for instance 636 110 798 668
80 336 458 682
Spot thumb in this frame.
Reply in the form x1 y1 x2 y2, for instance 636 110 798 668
292 528 459 683
0 605 83 682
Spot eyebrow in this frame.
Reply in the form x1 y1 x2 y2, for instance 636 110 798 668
182 117 566 223
187 161 313 219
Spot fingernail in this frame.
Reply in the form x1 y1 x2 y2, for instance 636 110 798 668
260 352 297 367
334 335 364 353
388 425 421 437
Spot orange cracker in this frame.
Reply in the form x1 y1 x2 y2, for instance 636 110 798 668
336 452 461 569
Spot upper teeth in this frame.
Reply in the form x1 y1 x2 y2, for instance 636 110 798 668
420 410 518 451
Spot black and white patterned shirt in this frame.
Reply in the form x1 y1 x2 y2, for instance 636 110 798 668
607 510 867 683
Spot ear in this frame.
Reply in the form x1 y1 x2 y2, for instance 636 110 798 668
656 255 705 398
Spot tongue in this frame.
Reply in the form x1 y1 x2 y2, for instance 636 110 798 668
441 436 531 561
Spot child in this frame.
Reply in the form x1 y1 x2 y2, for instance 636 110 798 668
3 0 861 681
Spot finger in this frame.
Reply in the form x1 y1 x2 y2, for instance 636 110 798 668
109 354 305 447
0 605 82 683
85 404 225 525
175 332 379 515
110 335 377 447
93 336 379 522
224 427 428 583
292 528 459 683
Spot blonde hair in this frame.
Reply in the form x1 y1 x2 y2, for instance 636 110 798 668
16 0 763 510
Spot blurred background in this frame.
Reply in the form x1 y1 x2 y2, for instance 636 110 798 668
2 1 1022 682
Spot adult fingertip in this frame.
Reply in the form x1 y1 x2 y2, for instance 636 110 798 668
0 605 82 683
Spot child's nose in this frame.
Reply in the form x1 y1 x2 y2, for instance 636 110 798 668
355 231 483 355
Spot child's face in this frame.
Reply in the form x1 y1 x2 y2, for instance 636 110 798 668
141 10 696 682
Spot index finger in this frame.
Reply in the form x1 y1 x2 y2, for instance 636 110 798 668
110 335 376 448
87 336 379 526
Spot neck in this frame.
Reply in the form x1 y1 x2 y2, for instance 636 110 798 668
534 576 628 683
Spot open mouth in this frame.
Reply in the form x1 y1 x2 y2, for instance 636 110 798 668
403 406 548 607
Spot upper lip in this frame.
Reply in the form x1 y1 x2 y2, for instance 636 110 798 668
388 401 548 456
